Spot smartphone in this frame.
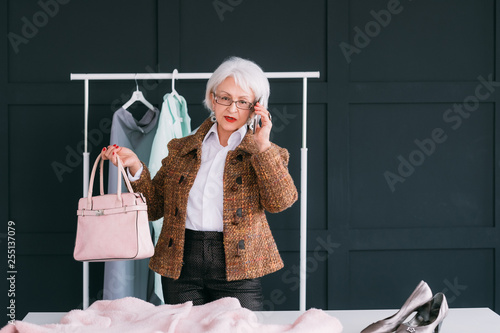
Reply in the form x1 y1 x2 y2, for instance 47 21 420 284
252 115 261 134
252 100 262 134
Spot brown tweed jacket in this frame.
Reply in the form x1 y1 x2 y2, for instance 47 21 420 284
131 118 298 281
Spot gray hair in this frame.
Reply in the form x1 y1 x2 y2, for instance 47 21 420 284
203 56 270 111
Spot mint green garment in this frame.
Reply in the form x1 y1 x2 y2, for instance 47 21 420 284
148 93 191 304
148 93 191 175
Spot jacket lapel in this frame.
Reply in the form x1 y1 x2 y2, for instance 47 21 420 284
236 129 260 155
178 118 213 156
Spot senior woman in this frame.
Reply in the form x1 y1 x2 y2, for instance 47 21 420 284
102 56 298 310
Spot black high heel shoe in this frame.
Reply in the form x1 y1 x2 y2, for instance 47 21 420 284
395 293 448 333
360 281 433 333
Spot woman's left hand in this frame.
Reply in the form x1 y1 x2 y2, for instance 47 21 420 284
253 102 273 152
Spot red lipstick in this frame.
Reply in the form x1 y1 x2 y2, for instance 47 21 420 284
224 116 237 123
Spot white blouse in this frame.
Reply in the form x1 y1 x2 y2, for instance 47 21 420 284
129 122 247 231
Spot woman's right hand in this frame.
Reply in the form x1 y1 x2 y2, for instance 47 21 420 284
101 145 142 175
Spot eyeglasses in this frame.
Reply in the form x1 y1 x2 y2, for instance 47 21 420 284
213 94 254 110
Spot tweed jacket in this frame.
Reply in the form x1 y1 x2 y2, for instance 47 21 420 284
131 117 298 281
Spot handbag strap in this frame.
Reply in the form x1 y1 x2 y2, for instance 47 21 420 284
115 154 135 195
86 152 136 209
77 203 147 216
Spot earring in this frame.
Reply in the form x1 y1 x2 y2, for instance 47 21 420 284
247 117 254 130
210 112 217 123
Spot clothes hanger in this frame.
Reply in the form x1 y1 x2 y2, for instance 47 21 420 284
170 69 180 99
170 69 183 122
122 74 155 111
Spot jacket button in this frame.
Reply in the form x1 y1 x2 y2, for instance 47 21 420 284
168 238 173 247
179 175 185 184
174 207 179 216
236 208 242 217
235 176 242 184
237 240 245 256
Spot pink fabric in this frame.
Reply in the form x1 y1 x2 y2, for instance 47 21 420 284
1 297 342 333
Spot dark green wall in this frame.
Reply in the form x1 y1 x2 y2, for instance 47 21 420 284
1 0 498 323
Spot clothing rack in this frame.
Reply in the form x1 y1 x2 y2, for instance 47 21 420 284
70 70 320 312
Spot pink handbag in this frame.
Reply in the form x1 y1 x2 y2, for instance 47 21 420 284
74 152 154 262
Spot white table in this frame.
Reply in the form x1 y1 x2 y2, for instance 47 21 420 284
23 308 500 332
256 308 500 332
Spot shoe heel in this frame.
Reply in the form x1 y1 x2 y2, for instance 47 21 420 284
395 293 448 333
360 281 433 333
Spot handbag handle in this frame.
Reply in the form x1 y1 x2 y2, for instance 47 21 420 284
86 152 135 209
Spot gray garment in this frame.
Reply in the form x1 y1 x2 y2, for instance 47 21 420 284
107 107 159 192
103 107 160 304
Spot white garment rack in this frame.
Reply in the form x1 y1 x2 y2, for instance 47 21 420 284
70 70 320 312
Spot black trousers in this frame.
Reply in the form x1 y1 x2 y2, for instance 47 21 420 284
161 229 263 311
